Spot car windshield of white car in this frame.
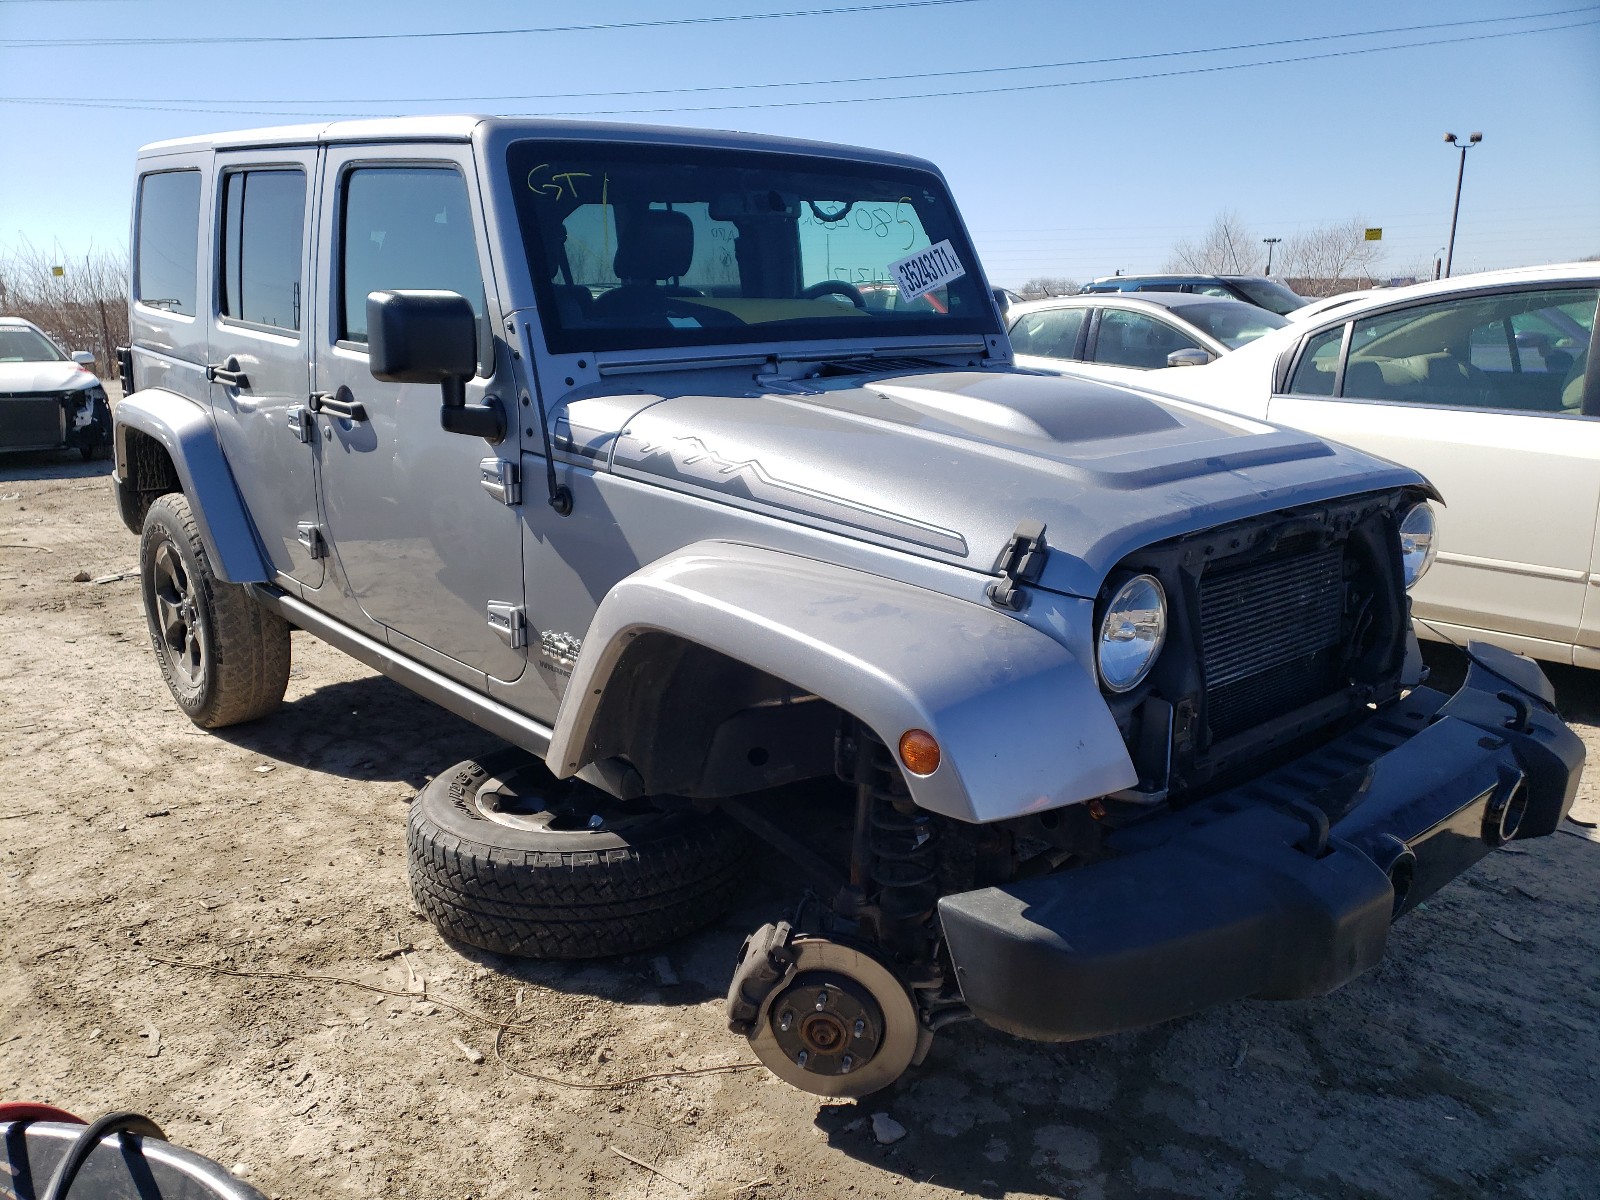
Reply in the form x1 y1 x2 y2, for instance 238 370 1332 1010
507 141 995 354
1179 302 1289 349
0 327 66 363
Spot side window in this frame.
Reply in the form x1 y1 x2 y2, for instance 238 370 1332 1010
340 166 484 346
136 170 201 316
1008 308 1086 359
1287 325 1344 396
1092 309 1202 370
1345 287 1597 411
220 169 305 331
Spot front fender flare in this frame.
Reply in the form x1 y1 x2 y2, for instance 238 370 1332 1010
548 543 1136 824
115 388 271 583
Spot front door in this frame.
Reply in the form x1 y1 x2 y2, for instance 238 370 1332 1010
208 149 323 587
1269 283 1600 657
311 146 526 684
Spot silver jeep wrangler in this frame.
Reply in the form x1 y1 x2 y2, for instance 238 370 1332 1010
114 117 1583 1096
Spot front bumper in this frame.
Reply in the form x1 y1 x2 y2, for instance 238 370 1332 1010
0 389 110 454
938 643 1584 1042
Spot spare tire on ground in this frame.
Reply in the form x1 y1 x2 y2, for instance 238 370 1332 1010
406 748 757 959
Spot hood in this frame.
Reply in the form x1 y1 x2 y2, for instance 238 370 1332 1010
562 368 1427 599
0 361 99 395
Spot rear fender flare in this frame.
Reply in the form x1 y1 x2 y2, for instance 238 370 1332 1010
548 543 1136 824
115 388 270 583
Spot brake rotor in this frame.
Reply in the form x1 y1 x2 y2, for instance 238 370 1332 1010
746 936 918 1098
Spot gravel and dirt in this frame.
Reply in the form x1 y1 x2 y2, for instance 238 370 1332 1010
4 444 1599 1199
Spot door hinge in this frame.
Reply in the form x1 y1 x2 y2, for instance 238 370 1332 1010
487 602 527 649
986 519 1047 612
288 406 313 443
296 522 328 560
479 457 522 506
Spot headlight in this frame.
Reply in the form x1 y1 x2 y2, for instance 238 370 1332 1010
1399 502 1438 589
1097 573 1167 693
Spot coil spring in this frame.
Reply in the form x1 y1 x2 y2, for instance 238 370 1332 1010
868 805 938 890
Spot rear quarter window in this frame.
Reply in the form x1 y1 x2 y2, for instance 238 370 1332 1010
136 170 202 317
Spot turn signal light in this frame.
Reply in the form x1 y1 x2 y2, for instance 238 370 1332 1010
898 729 941 776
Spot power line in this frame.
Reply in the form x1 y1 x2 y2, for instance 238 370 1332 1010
2 0 989 47
12 7 1590 105
9 7 1587 108
536 18 1600 115
7 15 1589 119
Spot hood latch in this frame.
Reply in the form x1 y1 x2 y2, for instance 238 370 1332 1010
987 520 1047 612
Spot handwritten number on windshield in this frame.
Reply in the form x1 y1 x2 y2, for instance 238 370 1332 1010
894 198 917 250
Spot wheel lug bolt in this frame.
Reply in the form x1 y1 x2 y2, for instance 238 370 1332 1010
853 1019 865 1038
796 1050 809 1068
840 1055 854 1073
778 1011 793 1032
815 991 829 1011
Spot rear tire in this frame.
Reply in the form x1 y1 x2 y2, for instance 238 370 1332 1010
139 492 291 727
407 749 756 959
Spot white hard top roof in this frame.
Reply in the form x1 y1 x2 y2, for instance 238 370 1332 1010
136 115 935 172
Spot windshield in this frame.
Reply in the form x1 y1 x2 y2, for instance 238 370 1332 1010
1178 302 1289 349
0 326 66 363
507 141 995 355
1230 278 1308 315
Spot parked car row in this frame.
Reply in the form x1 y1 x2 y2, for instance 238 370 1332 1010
1078 272 1310 316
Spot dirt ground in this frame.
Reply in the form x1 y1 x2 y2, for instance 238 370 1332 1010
4 444 1600 1200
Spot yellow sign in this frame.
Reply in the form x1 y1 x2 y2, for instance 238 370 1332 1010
51 265 64 276
1364 228 1383 241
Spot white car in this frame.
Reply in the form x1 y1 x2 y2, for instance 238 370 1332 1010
0 316 112 460
1120 262 1600 668
1007 292 1288 384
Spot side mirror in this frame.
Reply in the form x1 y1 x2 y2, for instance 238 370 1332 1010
71 350 96 368
366 289 504 441
1166 347 1214 368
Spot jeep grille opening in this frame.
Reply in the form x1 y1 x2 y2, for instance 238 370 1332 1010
1198 544 1346 741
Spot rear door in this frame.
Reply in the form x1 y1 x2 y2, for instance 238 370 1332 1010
1268 284 1600 658
310 144 526 685
207 149 323 586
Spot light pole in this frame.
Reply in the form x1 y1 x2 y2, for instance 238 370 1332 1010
1262 237 1281 276
1442 131 1482 278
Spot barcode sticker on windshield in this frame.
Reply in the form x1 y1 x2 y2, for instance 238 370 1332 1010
889 239 966 302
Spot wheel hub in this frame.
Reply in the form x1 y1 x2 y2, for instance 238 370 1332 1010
768 973 883 1077
745 936 918 1098
151 538 205 687
470 765 655 835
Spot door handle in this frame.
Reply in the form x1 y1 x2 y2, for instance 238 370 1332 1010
310 386 368 422
206 357 250 389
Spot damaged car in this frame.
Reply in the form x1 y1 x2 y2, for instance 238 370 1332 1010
0 316 112 460
112 117 1583 1096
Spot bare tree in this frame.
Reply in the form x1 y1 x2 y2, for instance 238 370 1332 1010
1164 212 1389 297
1166 211 1262 275
0 240 129 378
1017 276 1080 299
1275 219 1384 295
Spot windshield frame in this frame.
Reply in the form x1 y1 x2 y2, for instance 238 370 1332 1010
505 139 998 357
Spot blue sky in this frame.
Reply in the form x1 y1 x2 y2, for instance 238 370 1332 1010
2 0 1597 287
